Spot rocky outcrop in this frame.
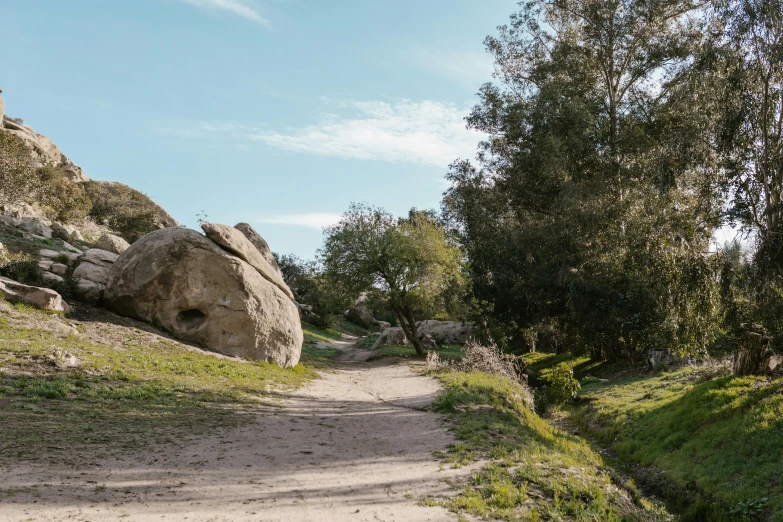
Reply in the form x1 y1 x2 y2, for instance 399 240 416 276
371 320 473 350
235 223 281 274
105 227 302 367
17 217 53 239
371 327 409 350
201 223 294 301
733 332 780 376
2 116 88 183
0 276 69 313
415 320 473 345
95 234 130 255
345 295 373 328
51 223 84 243
71 248 119 305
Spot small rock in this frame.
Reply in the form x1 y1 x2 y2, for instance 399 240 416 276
50 263 69 277
51 223 83 244
38 259 54 271
17 217 52 239
59 241 83 254
39 249 82 265
42 272 65 284
74 278 104 305
73 262 110 285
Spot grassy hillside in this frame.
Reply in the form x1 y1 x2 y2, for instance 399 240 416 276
0 301 342 464
525 353 783 521
428 370 672 521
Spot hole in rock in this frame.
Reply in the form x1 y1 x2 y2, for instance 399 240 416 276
175 309 207 332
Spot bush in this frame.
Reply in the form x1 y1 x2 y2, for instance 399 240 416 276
0 130 34 207
452 339 526 382
84 181 161 243
0 251 43 286
543 362 581 403
34 166 92 223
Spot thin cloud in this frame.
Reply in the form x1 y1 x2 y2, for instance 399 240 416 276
176 0 270 26
257 213 343 229
165 99 485 168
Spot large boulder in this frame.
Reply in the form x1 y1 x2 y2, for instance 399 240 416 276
345 294 373 328
234 223 281 274
371 327 409 350
105 228 302 367
95 233 130 255
0 276 69 313
17 217 53 239
415 320 473 345
201 223 294 301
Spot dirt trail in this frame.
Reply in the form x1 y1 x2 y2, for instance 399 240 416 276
1 336 466 522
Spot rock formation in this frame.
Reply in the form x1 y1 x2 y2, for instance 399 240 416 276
0 276 69 313
2 115 88 183
105 227 302 367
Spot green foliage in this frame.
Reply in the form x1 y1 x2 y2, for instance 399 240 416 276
0 250 43 286
543 363 581 403
34 165 92 223
443 0 723 362
0 130 34 207
84 181 161 243
274 253 349 329
321 203 465 354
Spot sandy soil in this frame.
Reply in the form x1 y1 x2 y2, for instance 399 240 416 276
1 337 468 522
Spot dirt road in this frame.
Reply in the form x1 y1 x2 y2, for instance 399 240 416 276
1 337 465 521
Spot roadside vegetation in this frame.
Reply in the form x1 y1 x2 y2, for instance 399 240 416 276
525 352 783 521
427 368 672 521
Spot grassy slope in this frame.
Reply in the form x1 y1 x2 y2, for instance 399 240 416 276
0 304 348 462
429 370 671 521
525 353 783 521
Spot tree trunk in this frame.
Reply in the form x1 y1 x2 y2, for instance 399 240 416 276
733 331 774 376
393 306 425 356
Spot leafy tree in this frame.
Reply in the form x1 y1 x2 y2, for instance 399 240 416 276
0 130 34 207
444 0 722 361
274 253 349 328
320 204 464 355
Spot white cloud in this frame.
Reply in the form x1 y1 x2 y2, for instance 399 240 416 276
162 99 486 167
257 213 343 229
176 0 269 26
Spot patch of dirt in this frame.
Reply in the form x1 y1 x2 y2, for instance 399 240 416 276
0 333 469 521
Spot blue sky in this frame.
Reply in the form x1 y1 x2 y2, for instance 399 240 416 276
1 0 517 258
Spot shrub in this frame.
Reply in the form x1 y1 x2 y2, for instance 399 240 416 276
543 362 581 403
84 181 161 243
0 130 34 207
34 166 92 223
0 251 43 286
452 339 526 382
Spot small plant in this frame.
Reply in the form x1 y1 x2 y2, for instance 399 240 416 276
196 210 209 226
543 362 581 403
729 497 768 518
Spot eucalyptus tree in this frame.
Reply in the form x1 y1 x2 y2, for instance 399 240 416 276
444 0 722 360
320 204 464 355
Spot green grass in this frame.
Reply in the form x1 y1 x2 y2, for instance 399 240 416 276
0 224 71 256
429 370 671 521
0 310 319 460
525 352 783 521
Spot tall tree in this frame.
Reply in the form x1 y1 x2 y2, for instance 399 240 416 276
444 0 721 360
320 204 464 355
